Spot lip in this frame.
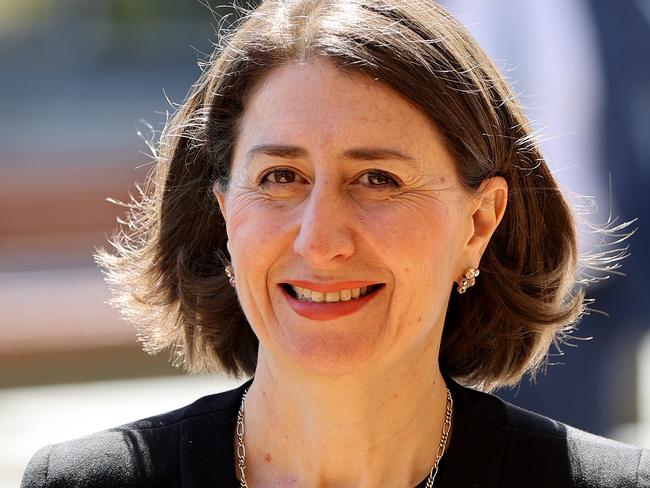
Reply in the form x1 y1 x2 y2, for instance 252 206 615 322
284 280 380 293
279 283 383 321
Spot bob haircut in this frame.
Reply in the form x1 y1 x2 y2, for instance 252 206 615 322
98 0 589 391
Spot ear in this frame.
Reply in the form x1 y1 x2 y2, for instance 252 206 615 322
213 184 233 257
213 181 227 221
465 176 508 262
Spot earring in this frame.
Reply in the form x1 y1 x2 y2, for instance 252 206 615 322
456 267 479 294
225 265 236 287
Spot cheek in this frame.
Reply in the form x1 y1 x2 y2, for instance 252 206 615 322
223 196 294 333
224 195 294 274
362 200 457 275
226 195 298 305
360 203 459 346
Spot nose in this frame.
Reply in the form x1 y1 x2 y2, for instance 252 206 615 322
292 183 356 268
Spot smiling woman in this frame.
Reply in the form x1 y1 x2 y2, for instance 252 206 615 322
21 1 648 487
214 59 507 378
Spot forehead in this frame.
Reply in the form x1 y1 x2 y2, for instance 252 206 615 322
233 59 452 165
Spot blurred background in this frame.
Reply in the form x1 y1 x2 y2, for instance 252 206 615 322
0 0 648 485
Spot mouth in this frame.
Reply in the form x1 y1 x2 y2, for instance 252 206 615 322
279 282 385 321
281 283 384 303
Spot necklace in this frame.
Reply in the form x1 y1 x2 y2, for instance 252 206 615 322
235 386 453 487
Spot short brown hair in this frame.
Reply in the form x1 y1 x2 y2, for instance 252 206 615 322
98 0 592 391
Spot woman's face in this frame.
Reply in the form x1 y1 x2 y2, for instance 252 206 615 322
217 59 481 377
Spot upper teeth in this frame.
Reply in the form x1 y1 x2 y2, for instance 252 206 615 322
291 285 371 302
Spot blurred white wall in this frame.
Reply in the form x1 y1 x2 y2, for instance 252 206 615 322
1 375 243 487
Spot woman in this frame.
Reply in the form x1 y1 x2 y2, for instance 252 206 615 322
22 0 648 487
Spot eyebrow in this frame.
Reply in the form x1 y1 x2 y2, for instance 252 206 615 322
245 144 419 166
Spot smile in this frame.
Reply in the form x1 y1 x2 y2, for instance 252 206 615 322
279 282 385 321
284 284 381 303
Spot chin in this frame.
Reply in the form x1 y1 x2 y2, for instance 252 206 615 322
276 327 382 378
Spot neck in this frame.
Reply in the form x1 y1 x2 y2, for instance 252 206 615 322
238 349 451 488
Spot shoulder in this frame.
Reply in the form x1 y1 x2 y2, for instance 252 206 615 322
503 399 649 487
21 380 250 488
449 379 650 487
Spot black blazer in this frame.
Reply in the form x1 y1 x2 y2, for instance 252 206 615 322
21 378 650 487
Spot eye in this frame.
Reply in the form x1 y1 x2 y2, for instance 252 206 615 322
358 170 401 188
259 168 302 185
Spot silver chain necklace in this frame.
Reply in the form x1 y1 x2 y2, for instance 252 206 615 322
236 387 453 487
